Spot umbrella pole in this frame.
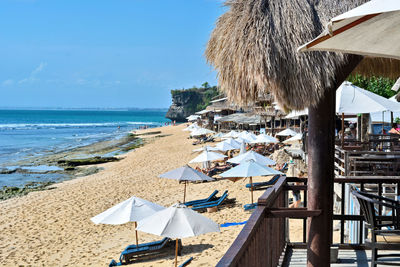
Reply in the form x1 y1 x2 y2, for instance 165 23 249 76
250 177 254 204
183 181 187 203
341 113 345 148
175 238 179 267
134 222 139 247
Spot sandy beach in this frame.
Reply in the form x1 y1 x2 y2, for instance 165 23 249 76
0 124 305 266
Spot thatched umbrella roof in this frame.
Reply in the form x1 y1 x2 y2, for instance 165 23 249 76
205 0 400 110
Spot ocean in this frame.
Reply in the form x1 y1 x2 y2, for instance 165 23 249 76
0 109 169 187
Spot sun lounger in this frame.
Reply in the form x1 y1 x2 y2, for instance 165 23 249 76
184 190 218 206
179 257 193 267
191 191 228 208
244 203 257 211
245 175 280 191
280 162 288 172
191 191 229 211
109 238 182 265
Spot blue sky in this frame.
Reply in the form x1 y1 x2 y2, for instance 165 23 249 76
0 0 225 108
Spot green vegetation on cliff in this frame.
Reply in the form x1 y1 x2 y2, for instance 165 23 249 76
170 82 220 115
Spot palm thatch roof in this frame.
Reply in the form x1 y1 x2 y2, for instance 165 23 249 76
205 0 400 110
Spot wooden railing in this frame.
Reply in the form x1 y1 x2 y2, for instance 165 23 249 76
335 146 400 177
216 176 318 267
217 176 400 266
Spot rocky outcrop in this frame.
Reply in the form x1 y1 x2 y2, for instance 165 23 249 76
166 86 219 122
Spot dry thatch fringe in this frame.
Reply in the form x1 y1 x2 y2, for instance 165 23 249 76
352 58 400 80
206 0 371 110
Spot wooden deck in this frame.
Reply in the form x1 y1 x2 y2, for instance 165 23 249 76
284 248 400 267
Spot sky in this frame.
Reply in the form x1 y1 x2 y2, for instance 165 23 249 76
0 0 225 109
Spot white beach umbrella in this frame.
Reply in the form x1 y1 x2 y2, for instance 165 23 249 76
285 109 309 119
91 196 165 246
283 133 303 144
182 123 199 132
237 131 256 141
136 203 220 267
190 128 215 136
214 141 236 152
222 130 240 138
189 150 226 163
220 160 282 203
192 146 219 152
239 141 247 155
276 128 298 137
159 165 214 203
228 150 276 166
336 81 400 114
250 134 278 144
236 136 253 144
298 0 400 60
213 132 225 138
222 138 242 149
186 115 200 122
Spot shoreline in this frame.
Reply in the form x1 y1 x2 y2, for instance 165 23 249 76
0 127 169 200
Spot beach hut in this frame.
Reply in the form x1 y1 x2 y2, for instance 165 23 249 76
205 0 400 265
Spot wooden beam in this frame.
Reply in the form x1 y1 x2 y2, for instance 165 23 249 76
266 208 321 218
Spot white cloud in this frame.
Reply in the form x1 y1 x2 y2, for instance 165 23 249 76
1 79 14 86
18 62 47 84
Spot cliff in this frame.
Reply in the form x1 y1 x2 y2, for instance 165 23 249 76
166 85 219 122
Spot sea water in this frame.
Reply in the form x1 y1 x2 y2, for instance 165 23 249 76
0 109 169 187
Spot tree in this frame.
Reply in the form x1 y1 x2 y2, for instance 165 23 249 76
348 75 396 98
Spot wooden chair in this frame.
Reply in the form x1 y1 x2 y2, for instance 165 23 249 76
351 187 400 266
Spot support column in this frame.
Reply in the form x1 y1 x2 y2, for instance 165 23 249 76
307 86 335 267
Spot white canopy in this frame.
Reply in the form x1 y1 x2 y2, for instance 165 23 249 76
136 203 220 266
159 165 214 182
276 128 298 137
283 133 303 144
237 131 257 141
195 109 211 115
285 109 308 119
192 146 219 152
136 203 220 239
186 115 200 122
222 138 242 149
220 160 281 178
212 132 225 138
250 134 278 144
228 150 276 166
214 141 236 152
298 0 400 60
189 150 226 163
190 128 215 136
182 123 199 131
91 196 165 225
222 130 240 138
336 81 400 114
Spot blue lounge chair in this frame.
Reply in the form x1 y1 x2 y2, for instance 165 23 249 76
280 162 288 172
123 237 169 251
110 238 181 265
191 191 228 208
245 175 280 191
244 203 257 211
179 257 193 267
192 191 228 211
184 190 218 206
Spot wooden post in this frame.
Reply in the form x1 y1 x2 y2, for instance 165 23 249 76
134 222 139 247
307 86 335 267
341 113 345 148
175 238 179 267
